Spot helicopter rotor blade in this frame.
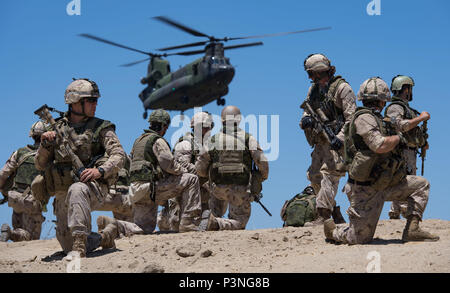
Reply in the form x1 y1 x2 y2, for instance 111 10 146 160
120 57 151 67
223 42 264 50
79 33 154 56
153 16 211 39
170 49 207 56
224 27 332 41
157 41 210 51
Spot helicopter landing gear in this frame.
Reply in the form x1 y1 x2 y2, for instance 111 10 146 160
216 97 226 106
143 110 148 120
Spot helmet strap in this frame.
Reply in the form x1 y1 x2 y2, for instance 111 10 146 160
68 100 87 117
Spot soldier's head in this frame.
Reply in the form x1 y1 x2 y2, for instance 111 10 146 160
391 75 414 101
303 53 336 87
357 77 391 111
191 111 214 138
64 78 101 119
221 105 241 127
148 109 171 136
29 121 46 143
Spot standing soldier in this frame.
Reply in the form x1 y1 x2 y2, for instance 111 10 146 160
196 105 269 231
299 53 356 225
324 77 439 244
385 75 428 219
157 111 215 232
35 78 126 257
0 122 46 242
125 109 205 234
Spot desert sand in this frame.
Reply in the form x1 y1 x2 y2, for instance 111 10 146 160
0 219 448 273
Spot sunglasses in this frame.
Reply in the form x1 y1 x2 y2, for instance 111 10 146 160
309 71 329 80
85 97 98 103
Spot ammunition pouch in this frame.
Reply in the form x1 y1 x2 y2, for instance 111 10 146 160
209 151 250 186
49 163 75 193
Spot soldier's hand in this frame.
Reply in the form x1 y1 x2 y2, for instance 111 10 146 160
300 116 315 129
41 131 56 142
419 111 430 122
80 168 102 183
330 137 343 151
423 142 429 151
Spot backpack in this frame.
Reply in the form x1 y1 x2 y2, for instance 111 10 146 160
280 187 317 227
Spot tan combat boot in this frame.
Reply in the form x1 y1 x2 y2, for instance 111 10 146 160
323 218 337 243
304 208 332 227
71 233 87 258
0 224 11 242
389 211 400 220
402 215 439 242
97 215 116 231
100 223 118 250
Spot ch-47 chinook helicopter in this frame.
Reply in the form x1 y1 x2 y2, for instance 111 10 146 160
80 16 330 119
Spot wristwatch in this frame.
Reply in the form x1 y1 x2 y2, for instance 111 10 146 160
97 167 105 178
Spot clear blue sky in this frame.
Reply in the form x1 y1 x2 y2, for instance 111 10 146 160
1 0 449 239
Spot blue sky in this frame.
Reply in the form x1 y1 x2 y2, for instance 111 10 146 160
1 0 449 238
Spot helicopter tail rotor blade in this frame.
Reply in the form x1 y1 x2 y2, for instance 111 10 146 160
120 57 151 67
157 41 209 51
153 16 211 39
226 27 332 41
79 33 154 56
223 42 264 50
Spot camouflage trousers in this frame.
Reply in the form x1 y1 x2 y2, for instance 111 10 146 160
389 148 417 217
7 190 45 241
209 183 252 230
53 181 135 253
96 186 133 222
157 181 211 232
122 173 202 234
332 175 429 245
307 143 346 211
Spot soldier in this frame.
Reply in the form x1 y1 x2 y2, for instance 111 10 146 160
324 77 439 244
299 53 356 225
124 109 205 234
35 78 126 257
0 122 46 242
385 75 428 219
157 111 215 232
196 105 269 231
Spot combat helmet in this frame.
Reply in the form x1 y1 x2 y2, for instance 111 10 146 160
357 77 391 101
391 75 415 92
148 109 171 126
64 78 101 104
221 105 241 124
191 111 214 129
303 53 332 73
29 121 46 138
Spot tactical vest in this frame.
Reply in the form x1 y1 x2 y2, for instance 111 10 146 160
208 128 252 186
344 107 406 190
307 75 347 134
50 117 114 193
384 97 426 148
129 129 167 183
13 145 41 190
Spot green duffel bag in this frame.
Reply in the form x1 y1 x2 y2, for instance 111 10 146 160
281 187 317 227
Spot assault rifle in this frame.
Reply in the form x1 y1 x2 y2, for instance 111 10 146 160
420 121 428 176
300 100 342 149
250 163 272 217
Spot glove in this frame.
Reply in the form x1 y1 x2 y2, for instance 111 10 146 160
300 116 315 129
330 137 343 151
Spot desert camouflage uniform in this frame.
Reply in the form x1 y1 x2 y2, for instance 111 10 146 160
157 132 216 232
35 116 126 253
332 113 429 244
302 80 356 211
0 145 45 241
385 98 422 217
124 131 202 234
196 128 269 230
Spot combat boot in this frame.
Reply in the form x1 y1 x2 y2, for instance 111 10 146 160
332 206 346 224
71 233 87 258
402 215 439 242
0 224 11 242
323 218 336 243
389 211 400 220
97 215 116 232
304 208 332 227
100 223 118 250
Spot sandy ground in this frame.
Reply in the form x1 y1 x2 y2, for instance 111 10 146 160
0 219 449 273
